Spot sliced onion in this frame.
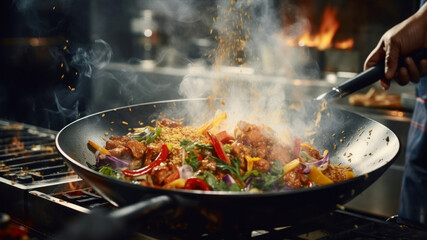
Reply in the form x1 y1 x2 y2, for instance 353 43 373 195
302 153 329 174
178 165 194 179
244 176 253 190
222 174 236 186
96 154 129 169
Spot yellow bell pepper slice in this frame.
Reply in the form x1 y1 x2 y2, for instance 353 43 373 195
88 140 111 155
309 165 333 186
245 155 260 172
345 171 356 179
322 150 329 158
198 111 227 134
163 178 186 189
283 159 300 174
300 142 316 150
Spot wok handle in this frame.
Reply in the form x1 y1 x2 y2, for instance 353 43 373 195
109 195 173 221
316 49 427 101
56 195 174 240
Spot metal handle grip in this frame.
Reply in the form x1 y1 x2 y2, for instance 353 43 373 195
317 49 427 101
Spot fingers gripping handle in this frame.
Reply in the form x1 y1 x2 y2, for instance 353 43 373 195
317 49 427 101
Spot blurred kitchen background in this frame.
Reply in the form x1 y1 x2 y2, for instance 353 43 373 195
0 0 421 218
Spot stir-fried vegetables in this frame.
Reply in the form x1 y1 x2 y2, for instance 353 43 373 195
131 126 162 143
121 144 168 177
198 111 227 134
88 140 111 155
207 131 230 164
309 165 334 186
87 115 355 192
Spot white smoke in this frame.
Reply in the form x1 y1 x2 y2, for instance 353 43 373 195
70 39 113 78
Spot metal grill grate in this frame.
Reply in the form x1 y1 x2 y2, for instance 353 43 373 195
0 121 77 187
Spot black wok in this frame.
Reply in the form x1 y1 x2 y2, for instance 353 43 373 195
55 98 399 236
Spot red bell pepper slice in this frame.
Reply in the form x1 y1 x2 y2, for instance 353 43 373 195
184 178 211 191
207 130 231 164
215 130 235 144
122 144 169 177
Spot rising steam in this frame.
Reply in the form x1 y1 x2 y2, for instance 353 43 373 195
175 0 320 140
11 0 322 136
70 39 113 78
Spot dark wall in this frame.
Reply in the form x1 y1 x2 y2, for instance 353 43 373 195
0 0 91 130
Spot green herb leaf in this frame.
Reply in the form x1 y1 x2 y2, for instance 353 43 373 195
243 169 260 180
131 127 162 144
87 162 123 180
180 139 210 172
180 139 213 151
249 160 284 191
185 151 201 172
299 151 316 162
210 156 244 182
96 165 123 180
270 160 284 176
223 144 232 154
198 171 241 191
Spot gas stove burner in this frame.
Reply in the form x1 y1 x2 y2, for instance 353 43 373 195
0 120 79 189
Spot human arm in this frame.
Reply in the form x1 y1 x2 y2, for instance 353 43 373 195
364 3 427 90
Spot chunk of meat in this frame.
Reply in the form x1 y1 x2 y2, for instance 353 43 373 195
105 135 133 159
235 121 273 141
235 121 271 159
231 141 251 160
283 165 304 189
163 166 179 184
269 143 292 165
152 162 176 185
145 143 162 162
253 158 270 173
231 141 251 170
300 144 321 160
322 165 352 182
158 118 183 128
105 135 131 150
234 121 291 164
125 140 146 159
105 140 122 150
108 146 132 159
129 158 143 170
200 159 217 172
236 121 271 147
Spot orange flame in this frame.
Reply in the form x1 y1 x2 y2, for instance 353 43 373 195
68 182 79 191
287 5 354 50
334 38 354 50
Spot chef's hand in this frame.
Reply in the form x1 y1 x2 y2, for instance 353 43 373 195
364 3 427 90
